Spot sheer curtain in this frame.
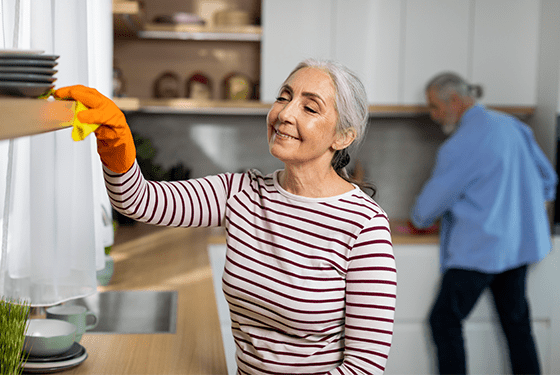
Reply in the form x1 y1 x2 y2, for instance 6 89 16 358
0 0 113 306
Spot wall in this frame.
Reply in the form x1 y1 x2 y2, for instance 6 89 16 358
126 112 445 219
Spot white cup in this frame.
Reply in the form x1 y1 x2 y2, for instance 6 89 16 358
46 305 98 343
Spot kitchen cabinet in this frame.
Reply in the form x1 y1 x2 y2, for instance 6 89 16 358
260 0 333 102
472 0 540 106
114 0 535 116
333 0 402 105
262 0 539 108
262 0 403 105
386 241 560 374
402 0 471 104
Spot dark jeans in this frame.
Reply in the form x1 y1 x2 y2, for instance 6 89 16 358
429 266 540 375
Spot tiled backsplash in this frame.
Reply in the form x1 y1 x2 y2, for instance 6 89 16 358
126 113 446 219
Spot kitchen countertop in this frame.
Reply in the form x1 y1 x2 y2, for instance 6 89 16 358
66 224 228 375
65 219 436 374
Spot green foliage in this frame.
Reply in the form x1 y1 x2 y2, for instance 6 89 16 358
0 298 31 375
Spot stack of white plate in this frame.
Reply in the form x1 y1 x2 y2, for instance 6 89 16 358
0 50 58 97
22 342 88 374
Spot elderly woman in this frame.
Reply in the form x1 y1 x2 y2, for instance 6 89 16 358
56 59 396 374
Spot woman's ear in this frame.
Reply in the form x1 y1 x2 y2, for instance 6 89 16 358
332 128 357 151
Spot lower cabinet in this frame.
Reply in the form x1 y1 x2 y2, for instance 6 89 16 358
388 241 560 374
208 239 560 374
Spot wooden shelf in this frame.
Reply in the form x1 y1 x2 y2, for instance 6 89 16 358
139 23 262 41
113 97 535 118
113 1 144 36
367 104 535 118
115 98 270 115
0 98 75 140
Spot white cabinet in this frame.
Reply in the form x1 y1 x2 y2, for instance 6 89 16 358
386 242 560 374
472 0 540 106
333 0 402 105
262 0 541 106
261 0 402 104
261 0 333 102
402 0 471 104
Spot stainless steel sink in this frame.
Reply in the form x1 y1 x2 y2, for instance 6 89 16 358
70 290 177 334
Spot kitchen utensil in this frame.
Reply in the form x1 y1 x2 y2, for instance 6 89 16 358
23 319 76 357
25 342 85 363
46 305 98 342
22 350 88 373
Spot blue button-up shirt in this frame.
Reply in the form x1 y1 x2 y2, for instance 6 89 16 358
411 104 557 273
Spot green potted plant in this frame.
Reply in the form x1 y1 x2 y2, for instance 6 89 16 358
0 297 31 375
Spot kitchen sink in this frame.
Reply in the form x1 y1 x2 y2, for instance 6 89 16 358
70 290 177 334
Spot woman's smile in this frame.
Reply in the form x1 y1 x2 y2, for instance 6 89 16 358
272 126 300 141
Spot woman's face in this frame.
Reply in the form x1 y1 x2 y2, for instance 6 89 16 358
267 67 343 168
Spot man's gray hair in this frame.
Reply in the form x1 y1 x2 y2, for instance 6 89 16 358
285 58 368 150
426 72 483 102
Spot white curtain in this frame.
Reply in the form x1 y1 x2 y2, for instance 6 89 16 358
0 0 113 306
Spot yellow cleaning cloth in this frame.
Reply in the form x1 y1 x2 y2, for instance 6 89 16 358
40 88 99 141
69 101 100 141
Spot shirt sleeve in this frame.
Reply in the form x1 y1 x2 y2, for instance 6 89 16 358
410 140 476 228
103 161 237 227
517 121 558 202
329 214 396 375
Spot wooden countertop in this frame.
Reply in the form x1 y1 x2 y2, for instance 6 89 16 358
67 224 228 375
65 219 436 374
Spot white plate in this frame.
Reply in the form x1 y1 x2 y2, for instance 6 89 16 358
22 352 88 372
0 81 54 97
0 59 58 67
0 66 57 75
0 54 58 60
0 73 56 83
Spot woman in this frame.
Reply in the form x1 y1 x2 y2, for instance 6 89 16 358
56 59 396 374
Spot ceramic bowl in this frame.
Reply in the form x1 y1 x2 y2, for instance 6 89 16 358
23 319 76 357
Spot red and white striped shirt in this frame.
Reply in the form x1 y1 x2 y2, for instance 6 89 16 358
104 162 396 374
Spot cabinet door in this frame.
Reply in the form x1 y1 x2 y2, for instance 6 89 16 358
333 0 403 105
402 0 472 105
261 0 334 102
472 0 540 106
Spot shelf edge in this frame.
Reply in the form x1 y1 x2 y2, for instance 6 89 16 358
113 98 535 117
0 99 75 140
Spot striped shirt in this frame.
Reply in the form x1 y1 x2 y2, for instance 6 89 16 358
104 162 397 374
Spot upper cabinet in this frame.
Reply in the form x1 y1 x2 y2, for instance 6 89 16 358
402 0 471 104
262 0 540 108
115 0 539 114
471 0 540 106
260 0 333 102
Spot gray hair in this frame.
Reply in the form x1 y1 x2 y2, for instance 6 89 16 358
285 58 368 150
425 72 483 102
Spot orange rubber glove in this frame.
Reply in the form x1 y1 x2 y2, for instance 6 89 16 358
55 85 136 173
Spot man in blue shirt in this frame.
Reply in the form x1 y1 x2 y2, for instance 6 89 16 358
411 72 557 374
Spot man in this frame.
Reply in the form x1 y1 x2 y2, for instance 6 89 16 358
411 72 557 374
